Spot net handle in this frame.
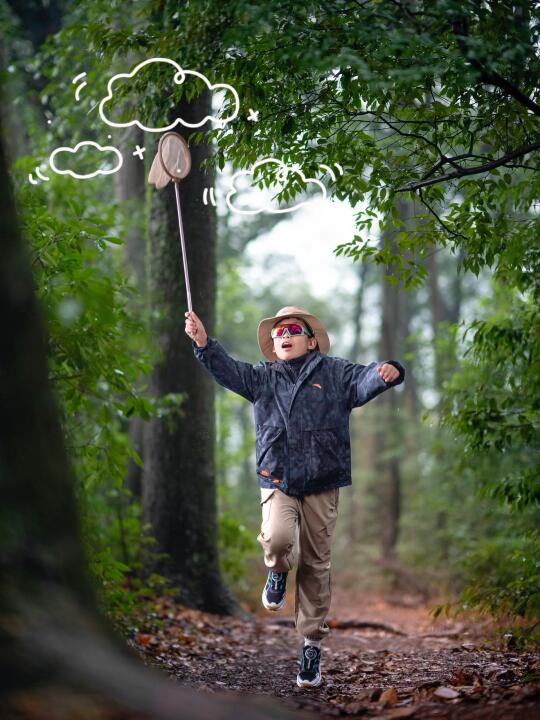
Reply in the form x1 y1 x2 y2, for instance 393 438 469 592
174 183 192 313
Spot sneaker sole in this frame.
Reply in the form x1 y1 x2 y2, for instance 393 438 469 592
296 672 322 688
261 589 286 611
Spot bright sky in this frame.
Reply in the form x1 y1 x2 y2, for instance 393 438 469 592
241 196 360 297
213 136 364 298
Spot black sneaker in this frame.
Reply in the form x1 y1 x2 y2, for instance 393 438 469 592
261 570 288 611
296 644 322 688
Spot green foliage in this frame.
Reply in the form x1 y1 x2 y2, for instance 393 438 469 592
442 286 540 511
457 530 540 621
218 512 258 588
13 162 182 622
191 0 540 288
432 527 540 647
401 413 540 641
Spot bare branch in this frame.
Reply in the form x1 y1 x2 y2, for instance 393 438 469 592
381 117 444 158
418 189 468 241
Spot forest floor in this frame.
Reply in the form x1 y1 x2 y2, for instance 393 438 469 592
129 577 540 720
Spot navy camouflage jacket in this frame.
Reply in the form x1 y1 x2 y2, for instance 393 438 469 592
193 338 405 496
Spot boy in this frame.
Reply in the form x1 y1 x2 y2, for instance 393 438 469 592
185 306 404 689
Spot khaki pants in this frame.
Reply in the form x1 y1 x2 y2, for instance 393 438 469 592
257 486 340 642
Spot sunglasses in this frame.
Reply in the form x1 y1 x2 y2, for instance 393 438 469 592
270 323 313 339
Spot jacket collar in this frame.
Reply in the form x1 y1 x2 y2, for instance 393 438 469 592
271 350 323 378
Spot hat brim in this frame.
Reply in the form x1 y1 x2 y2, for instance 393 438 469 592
257 310 330 361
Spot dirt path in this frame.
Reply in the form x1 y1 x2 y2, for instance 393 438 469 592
130 582 540 719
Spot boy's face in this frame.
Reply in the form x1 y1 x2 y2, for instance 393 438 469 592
272 316 317 361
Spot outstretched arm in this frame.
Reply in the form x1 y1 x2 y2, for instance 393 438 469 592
185 311 263 403
377 361 404 385
343 359 405 409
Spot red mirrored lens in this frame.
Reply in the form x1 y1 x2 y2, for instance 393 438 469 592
272 323 304 337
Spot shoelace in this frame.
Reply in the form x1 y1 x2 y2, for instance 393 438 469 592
269 571 287 592
302 646 320 673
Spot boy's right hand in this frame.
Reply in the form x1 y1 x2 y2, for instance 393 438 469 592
185 311 208 348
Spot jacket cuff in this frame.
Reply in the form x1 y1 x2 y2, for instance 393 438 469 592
380 360 405 387
192 336 213 358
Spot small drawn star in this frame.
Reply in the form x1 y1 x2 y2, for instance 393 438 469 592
247 108 259 122
133 145 146 160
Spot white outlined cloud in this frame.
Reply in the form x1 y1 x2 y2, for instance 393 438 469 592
49 141 123 180
98 57 240 132
225 158 327 215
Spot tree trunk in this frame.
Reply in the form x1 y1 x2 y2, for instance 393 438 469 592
427 247 463 393
401 284 419 420
427 250 445 391
113 125 148 499
374 199 408 568
348 261 370 544
2 1 64 160
114 126 147 292
142 90 234 614
349 261 369 363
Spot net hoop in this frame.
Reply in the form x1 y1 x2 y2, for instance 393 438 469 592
158 131 192 182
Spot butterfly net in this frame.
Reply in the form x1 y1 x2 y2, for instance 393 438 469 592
148 132 192 187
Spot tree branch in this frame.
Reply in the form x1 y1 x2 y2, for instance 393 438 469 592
418 189 468 241
396 140 540 192
452 19 540 119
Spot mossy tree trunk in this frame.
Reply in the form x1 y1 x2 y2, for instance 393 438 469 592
114 125 147 499
142 90 234 614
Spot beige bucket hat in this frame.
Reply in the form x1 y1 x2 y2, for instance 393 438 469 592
257 306 330 361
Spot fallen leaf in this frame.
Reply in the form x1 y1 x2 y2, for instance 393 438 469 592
472 676 484 693
380 687 399 706
385 708 417 719
135 633 155 646
344 701 365 714
433 686 460 700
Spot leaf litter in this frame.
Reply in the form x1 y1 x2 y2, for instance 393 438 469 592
128 587 540 719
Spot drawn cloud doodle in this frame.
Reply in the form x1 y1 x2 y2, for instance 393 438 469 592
225 158 327 215
99 57 240 132
49 141 123 180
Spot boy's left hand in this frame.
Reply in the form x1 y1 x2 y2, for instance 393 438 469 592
377 363 399 383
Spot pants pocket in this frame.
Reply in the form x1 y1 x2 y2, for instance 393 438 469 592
324 489 340 537
260 488 276 525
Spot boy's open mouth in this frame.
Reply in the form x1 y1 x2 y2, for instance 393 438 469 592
281 341 293 350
